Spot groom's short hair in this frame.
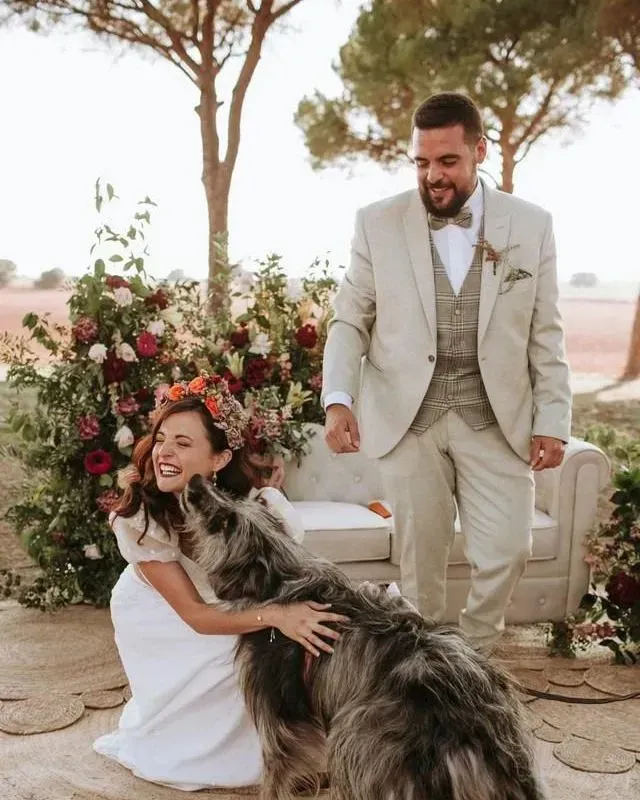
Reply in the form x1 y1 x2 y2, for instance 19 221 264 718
412 93 484 143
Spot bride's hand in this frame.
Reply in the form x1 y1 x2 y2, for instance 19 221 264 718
266 602 349 657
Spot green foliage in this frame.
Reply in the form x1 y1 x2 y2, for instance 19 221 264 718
296 0 630 190
549 425 640 663
34 267 65 290
0 258 17 288
1 183 337 610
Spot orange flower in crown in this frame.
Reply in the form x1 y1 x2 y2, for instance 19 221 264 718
158 372 248 450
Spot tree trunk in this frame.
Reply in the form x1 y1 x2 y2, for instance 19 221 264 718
198 86 232 317
499 144 516 194
621 289 640 380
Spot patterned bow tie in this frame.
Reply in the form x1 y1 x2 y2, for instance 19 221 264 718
429 207 473 231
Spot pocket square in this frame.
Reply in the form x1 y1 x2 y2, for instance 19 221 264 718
499 267 532 295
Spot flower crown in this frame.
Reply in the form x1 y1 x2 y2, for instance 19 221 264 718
160 373 249 450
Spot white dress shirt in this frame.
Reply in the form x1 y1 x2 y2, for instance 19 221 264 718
324 182 484 411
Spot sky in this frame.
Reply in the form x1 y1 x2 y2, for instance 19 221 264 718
0 0 639 285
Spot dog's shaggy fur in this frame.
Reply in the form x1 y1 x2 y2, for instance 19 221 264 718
182 475 546 800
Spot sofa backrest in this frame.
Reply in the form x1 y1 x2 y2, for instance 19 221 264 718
284 423 384 504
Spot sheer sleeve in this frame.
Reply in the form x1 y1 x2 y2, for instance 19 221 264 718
253 487 306 544
109 509 180 565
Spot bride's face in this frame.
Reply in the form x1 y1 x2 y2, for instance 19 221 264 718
152 410 231 495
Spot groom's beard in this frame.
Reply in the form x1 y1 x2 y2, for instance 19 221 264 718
419 180 471 218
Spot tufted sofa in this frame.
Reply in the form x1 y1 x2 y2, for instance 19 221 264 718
284 424 610 624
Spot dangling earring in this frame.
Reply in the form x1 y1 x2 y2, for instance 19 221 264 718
210 471 217 486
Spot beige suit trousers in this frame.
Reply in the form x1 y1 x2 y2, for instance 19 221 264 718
378 411 535 652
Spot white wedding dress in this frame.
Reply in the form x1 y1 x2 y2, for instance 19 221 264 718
93 487 305 792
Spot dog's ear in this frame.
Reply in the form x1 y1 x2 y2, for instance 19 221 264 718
214 504 303 603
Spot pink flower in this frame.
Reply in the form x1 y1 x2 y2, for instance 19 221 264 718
116 396 140 416
72 316 99 344
77 414 100 440
136 331 158 358
84 449 113 476
96 489 120 513
154 383 171 407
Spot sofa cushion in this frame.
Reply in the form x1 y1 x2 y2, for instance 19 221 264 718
294 499 559 567
293 501 392 563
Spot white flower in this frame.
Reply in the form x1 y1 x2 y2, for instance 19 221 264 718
88 343 108 363
83 543 103 560
113 287 134 307
171 365 182 380
286 279 303 302
286 381 313 409
160 306 182 328
249 332 272 357
281 404 293 420
224 351 245 378
118 342 138 363
147 319 165 337
114 424 135 451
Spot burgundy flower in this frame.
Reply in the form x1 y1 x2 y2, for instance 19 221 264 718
116 396 140 416
96 489 120 513
605 571 640 608
103 350 129 383
309 373 323 392
295 323 318 349
77 414 100 440
136 331 158 358
223 370 244 395
84 449 113 476
144 289 169 310
230 326 250 349
50 531 66 544
134 388 151 402
244 357 270 388
72 316 99 344
105 275 130 289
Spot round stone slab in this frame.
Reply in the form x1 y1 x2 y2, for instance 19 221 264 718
553 737 636 773
534 723 567 744
544 667 585 687
0 695 85 735
585 665 640 697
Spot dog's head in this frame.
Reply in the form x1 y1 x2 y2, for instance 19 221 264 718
180 474 304 605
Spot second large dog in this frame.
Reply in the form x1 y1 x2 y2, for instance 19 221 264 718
182 475 546 800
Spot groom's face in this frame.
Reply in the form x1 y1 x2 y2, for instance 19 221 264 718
412 124 486 217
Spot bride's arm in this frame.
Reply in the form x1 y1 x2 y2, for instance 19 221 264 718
137 560 345 656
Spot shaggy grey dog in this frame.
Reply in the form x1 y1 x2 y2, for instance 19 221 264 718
181 475 546 800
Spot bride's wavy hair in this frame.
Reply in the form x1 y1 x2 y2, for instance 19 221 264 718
114 396 255 538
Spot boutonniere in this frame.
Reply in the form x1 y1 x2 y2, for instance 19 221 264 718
475 238 521 276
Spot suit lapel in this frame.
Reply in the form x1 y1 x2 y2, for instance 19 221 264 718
477 183 511 344
403 191 436 340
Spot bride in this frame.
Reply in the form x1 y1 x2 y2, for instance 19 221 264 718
93 373 347 791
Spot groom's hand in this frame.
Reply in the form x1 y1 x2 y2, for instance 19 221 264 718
530 436 565 471
325 404 361 453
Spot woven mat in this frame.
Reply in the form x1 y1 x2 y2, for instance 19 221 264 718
0 605 127 699
81 690 124 710
585 665 640 697
533 698 640 753
553 737 636 774
0 695 85 735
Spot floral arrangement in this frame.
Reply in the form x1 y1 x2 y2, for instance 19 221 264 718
1 184 339 609
548 426 640 663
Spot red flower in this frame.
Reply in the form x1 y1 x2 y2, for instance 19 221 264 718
136 331 158 358
77 415 100 440
230 326 250 349
72 316 99 344
605 572 640 608
134 388 151 402
105 275 130 289
204 396 220 417
167 384 186 401
144 289 169 310
116 396 140 416
96 489 120 513
244 357 270 388
188 376 207 395
295 323 318 349
84 449 113 476
103 350 129 383
223 370 244 395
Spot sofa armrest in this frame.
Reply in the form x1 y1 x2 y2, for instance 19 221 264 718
534 437 610 615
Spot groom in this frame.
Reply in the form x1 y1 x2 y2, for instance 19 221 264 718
322 92 571 653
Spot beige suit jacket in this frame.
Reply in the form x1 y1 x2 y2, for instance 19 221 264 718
322 184 572 461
